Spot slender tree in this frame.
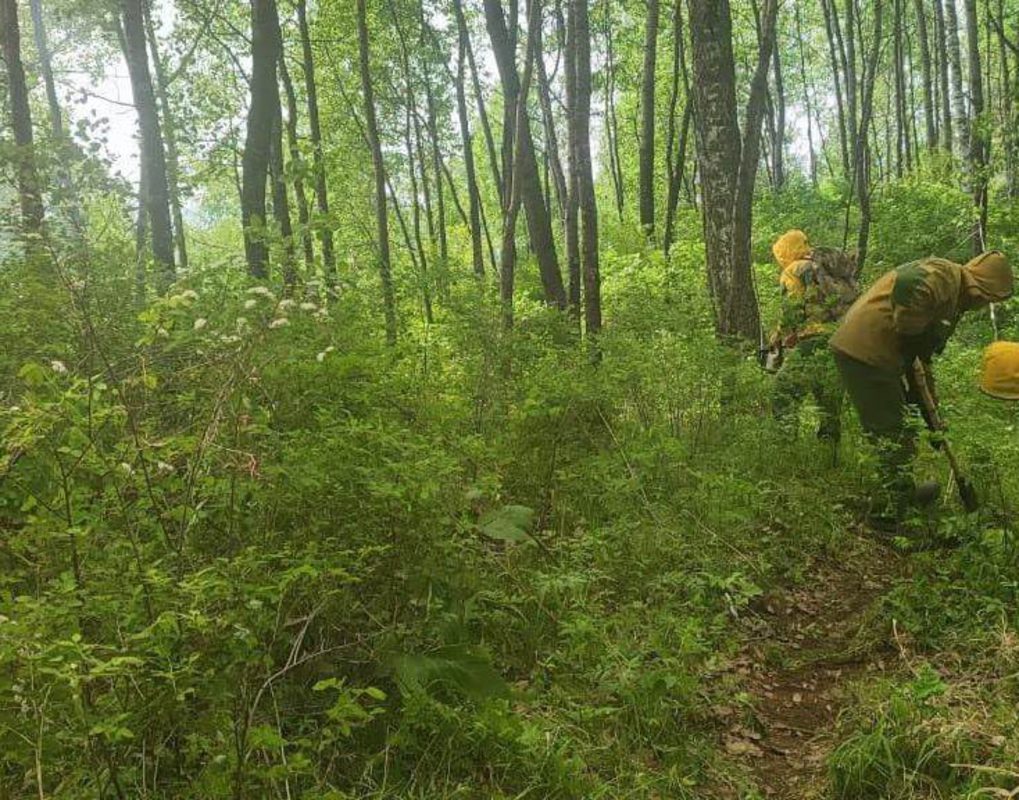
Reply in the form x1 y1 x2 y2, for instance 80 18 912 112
143 2 188 270
914 0 938 153
570 0 600 335
296 0 336 284
121 0 174 284
944 0 969 157
933 0 954 152
965 0 988 250
241 0 280 280
453 1 485 278
483 0 567 309
356 0 398 343
663 0 693 252
1 0 45 236
278 56 315 272
562 0 581 314
638 0 660 238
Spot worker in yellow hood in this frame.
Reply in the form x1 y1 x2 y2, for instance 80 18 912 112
830 251 1014 528
980 341 1019 400
768 230 859 454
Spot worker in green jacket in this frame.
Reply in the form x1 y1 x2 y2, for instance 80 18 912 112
829 251 1014 527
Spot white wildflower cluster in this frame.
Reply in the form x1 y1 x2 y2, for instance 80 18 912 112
155 460 175 476
316 345 336 363
300 302 318 312
268 317 289 330
119 462 134 476
219 334 241 345
50 360 68 375
243 299 258 310
278 298 295 311
247 286 275 298
193 318 208 331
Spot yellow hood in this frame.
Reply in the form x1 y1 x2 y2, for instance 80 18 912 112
773 230 811 271
961 250 1014 306
980 341 1019 400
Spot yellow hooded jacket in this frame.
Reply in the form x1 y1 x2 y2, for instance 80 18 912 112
981 341 1019 400
830 251 1014 372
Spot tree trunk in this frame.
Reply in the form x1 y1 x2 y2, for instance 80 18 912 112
563 0 581 315
663 0 692 253
639 0 660 238
29 0 82 228
269 96 296 287
914 0 938 152
121 0 174 284
455 0 503 199
278 55 315 272
535 16 568 224
570 0 600 336
296 0 336 284
240 0 279 281
944 0 969 158
688 0 774 342
855 0 884 267
453 0 486 278
933 0 954 151
820 0 852 181
964 0 988 251
894 0 907 176
770 6 786 190
2 0 45 237
356 0 398 343
483 0 566 309
143 1 188 271
794 1 818 185
419 9 448 271
604 0 625 221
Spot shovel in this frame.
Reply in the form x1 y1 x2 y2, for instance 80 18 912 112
911 359 980 513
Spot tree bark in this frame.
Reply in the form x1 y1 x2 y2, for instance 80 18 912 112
562 0 581 315
241 0 279 280
269 95 296 287
663 0 692 253
604 0 625 221
2 0 45 237
570 0 600 336
29 0 82 228
483 0 566 309
143 0 188 270
933 0 954 151
455 0 503 199
794 1 818 185
914 0 938 152
278 55 315 272
688 0 775 342
122 0 174 284
356 0 398 343
964 0 988 251
854 0 884 267
639 0 660 238
944 0 969 158
770 5 786 190
419 8 448 270
296 0 336 284
820 0 852 181
453 0 486 278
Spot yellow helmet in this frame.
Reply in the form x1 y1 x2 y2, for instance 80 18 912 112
773 229 811 271
980 341 1019 400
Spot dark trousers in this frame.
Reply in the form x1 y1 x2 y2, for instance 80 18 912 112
833 350 917 512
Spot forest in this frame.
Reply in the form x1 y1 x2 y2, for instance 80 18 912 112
2 0 1019 797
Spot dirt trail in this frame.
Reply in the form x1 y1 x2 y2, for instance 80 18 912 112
725 535 905 798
